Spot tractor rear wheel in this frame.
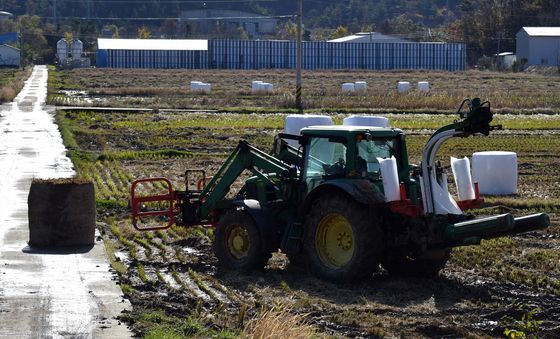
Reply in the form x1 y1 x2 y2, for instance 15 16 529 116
303 194 383 282
214 210 270 270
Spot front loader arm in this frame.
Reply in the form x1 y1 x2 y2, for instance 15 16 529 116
197 140 296 219
130 140 296 230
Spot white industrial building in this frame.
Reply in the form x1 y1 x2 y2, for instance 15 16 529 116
0 44 20 67
516 27 560 66
97 38 466 71
97 38 208 68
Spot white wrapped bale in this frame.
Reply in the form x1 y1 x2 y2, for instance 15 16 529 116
199 83 212 94
343 115 389 128
251 80 263 92
397 81 410 93
191 81 211 93
431 172 462 215
451 156 475 201
341 83 355 92
190 81 203 91
284 114 333 147
472 151 518 195
284 114 333 135
418 81 430 92
377 156 400 202
252 81 273 93
354 81 368 92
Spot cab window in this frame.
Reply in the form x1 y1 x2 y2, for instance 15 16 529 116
304 137 347 191
356 138 396 177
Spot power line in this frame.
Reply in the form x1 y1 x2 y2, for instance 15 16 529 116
53 0 279 3
42 15 294 21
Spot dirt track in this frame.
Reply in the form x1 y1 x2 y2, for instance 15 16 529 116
0 66 131 338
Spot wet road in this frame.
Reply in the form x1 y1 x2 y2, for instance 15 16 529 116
0 66 131 338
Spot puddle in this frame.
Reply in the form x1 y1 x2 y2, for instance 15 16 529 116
58 90 94 104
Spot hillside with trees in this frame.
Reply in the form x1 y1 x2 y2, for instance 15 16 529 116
1 0 560 65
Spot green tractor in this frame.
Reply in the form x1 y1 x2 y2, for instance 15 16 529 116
131 98 549 282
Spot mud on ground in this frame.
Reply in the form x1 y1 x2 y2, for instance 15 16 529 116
104 220 560 338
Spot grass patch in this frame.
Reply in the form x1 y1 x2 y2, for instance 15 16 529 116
135 309 238 339
242 306 316 339
98 149 199 161
96 199 128 210
133 236 154 260
188 268 217 299
451 239 560 295
137 264 148 283
103 236 127 276
0 68 31 103
121 283 133 296
55 110 79 150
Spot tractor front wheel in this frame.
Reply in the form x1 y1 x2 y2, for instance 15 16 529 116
214 210 270 270
304 194 383 282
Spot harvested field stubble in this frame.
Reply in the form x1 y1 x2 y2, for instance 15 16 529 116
50 68 560 113
51 70 560 337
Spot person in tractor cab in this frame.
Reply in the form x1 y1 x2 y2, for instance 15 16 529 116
356 155 368 177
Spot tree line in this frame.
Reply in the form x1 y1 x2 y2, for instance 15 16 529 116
0 0 559 66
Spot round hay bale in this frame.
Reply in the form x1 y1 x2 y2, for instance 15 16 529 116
28 178 96 247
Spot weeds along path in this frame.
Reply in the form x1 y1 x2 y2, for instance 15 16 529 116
53 105 560 335
0 68 31 104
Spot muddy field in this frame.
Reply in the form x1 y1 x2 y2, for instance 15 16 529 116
51 68 560 338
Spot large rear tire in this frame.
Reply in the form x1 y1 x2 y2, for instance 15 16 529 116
303 194 383 282
214 210 270 270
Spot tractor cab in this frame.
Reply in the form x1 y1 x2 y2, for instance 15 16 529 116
298 125 411 196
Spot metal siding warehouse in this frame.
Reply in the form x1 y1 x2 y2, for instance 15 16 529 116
0 44 21 67
97 38 466 71
516 27 560 66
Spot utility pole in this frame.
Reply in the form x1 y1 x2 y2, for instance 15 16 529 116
295 0 303 113
19 25 23 69
86 0 92 19
53 0 57 26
